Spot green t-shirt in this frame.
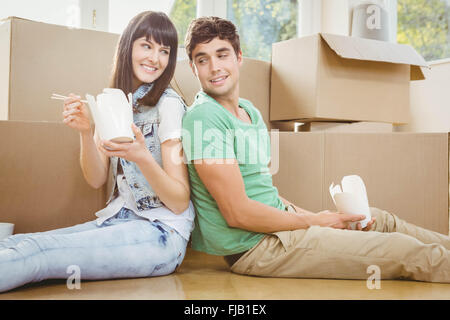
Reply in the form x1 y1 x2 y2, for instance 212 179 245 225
182 91 285 256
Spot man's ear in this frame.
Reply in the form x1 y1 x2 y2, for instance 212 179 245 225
189 61 198 78
237 50 243 67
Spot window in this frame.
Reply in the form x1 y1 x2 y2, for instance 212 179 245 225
170 0 197 47
226 0 298 61
397 0 450 61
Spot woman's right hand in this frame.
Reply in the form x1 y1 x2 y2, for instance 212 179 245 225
62 93 91 133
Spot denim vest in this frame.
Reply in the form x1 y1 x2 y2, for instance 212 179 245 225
105 85 186 211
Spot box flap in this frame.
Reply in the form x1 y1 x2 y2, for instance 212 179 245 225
0 16 36 23
320 33 428 80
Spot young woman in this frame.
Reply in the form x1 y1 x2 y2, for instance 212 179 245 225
0 11 194 293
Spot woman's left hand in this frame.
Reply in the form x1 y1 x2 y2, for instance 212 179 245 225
99 124 151 165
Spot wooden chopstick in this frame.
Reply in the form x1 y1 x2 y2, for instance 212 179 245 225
51 93 87 103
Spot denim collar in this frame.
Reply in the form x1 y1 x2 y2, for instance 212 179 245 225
132 83 153 108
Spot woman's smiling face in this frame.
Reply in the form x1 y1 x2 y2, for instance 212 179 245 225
131 36 170 90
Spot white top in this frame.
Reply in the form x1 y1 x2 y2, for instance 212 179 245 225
94 96 195 241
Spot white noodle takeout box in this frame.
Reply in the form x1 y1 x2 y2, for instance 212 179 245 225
86 88 134 143
329 175 372 229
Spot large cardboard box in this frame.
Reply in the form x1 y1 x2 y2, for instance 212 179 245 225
394 58 450 133
0 17 119 122
270 33 428 124
271 132 449 235
170 57 271 129
0 121 106 233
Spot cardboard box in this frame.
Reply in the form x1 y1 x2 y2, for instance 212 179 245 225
270 120 304 132
0 121 106 233
392 59 450 230
170 57 271 129
271 132 449 235
270 33 428 124
271 121 393 132
394 58 450 133
0 17 119 122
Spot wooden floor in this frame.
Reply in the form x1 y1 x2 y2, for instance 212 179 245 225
0 248 449 300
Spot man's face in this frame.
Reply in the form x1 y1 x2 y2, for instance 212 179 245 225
190 37 242 100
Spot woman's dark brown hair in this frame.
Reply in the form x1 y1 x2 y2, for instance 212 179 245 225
109 11 178 107
185 16 241 61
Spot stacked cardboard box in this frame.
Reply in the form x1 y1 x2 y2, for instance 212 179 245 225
0 17 119 122
0 121 107 233
0 17 120 233
394 58 450 133
267 34 448 235
270 33 429 132
270 132 449 235
393 58 450 233
1 17 447 236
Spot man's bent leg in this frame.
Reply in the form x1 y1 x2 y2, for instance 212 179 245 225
369 207 450 250
231 226 449 283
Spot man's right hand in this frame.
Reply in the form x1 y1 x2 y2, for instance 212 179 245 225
62 93 91 133
311 210 367 230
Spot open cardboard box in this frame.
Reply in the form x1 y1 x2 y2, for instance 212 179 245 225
270 33 429 124
0 16 119 122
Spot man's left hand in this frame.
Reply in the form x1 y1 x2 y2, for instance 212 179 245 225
355 217 376 231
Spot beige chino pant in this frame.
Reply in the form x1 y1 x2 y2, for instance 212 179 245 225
230 207 450 283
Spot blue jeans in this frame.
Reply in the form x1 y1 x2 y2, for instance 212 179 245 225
0 208 188 293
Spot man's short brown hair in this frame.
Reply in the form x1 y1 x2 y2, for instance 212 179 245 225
185 16 241 61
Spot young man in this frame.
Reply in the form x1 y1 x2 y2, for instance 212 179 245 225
181 16 450 282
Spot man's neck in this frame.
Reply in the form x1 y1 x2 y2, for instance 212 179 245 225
210 89 240 117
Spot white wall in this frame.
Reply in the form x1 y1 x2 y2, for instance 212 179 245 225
80 0 108 31
0 0 177 33
0 0 80 27
197 0 226 18
298 0 350 36
299 0 397 41
0 0 398 38
348 0 397 42
322 0 349 35
108 0 175 34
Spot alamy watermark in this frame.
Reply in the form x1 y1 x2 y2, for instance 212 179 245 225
366 265 381 290
66 265 81 290
168 121 280 175
366 4 382 30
